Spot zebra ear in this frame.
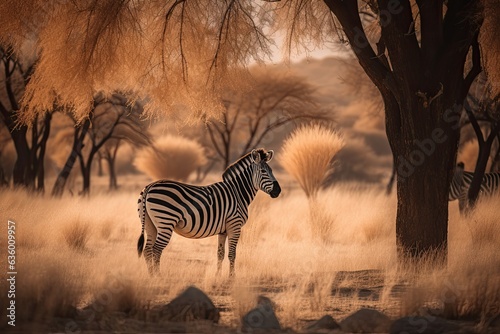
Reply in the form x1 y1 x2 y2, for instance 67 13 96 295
250 149 261 163
266 150 274 162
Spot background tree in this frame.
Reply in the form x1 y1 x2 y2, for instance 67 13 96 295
78 93 148 195
461 74 500 209
0 46 56 191
51 115 91 197
205 71 332 168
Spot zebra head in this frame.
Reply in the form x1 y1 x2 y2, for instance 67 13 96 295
250 149 281 198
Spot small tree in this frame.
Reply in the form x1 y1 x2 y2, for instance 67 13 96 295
205 71 332 168
78 93 148 195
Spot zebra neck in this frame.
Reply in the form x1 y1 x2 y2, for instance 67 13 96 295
223 168 257 208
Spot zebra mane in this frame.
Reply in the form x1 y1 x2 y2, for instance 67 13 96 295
222 148 267 179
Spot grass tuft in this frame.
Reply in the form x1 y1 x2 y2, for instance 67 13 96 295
280 124 344 199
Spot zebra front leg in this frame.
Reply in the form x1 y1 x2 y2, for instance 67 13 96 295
227 227 241 277
217 233 227 274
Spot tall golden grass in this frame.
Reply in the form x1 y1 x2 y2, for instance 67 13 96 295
280 124 344 199
280 124 345 242
134 135 207 181
0 184 498 331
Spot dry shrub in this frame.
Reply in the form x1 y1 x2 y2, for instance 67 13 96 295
134 135 207 181
63 221 91 251
280 124 344 199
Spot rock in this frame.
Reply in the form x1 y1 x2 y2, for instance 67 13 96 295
390 316 460 334
158 286 220 323
242 295 281 331
305 315 340 332
340 308 392 333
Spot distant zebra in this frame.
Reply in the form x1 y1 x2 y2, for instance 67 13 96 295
449 162 500 212
137 148 281 276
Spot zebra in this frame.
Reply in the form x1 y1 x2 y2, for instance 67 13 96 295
136 148 281 276
449 162 500 212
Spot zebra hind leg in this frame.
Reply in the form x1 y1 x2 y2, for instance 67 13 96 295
143 214 158 275
150 222 175 275
217 233 227 274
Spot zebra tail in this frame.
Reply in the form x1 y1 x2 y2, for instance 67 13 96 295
137 233 145 258
137 189 148 258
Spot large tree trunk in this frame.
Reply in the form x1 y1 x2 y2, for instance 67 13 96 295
389 97 459 259
323 0 481 260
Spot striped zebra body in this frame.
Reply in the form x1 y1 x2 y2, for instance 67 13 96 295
137 148 281 275
449 162 500 212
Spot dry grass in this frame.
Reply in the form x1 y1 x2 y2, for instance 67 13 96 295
63 220 91 251
134 135 207 181
0 183 498 331
280 124 344 199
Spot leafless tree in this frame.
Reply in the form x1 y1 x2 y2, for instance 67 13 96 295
205 71 332 168
78 93 149 195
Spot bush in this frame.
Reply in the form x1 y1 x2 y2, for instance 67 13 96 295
134 135 207 181
280 124 344 198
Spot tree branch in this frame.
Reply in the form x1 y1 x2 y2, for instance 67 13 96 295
323 0 397 96
461 32 481 101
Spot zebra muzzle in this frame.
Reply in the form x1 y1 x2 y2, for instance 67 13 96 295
270 181 281 198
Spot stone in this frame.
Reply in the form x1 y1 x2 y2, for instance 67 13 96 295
340 308 392 333
390 316 461 334
304 315 340 332
242 295 281 331
158 286 220 323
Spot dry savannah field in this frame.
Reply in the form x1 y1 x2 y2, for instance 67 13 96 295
0 171 499 333
1 1 500 333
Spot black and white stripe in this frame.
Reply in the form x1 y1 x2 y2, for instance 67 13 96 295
449 162 500 211
137 148 281 275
